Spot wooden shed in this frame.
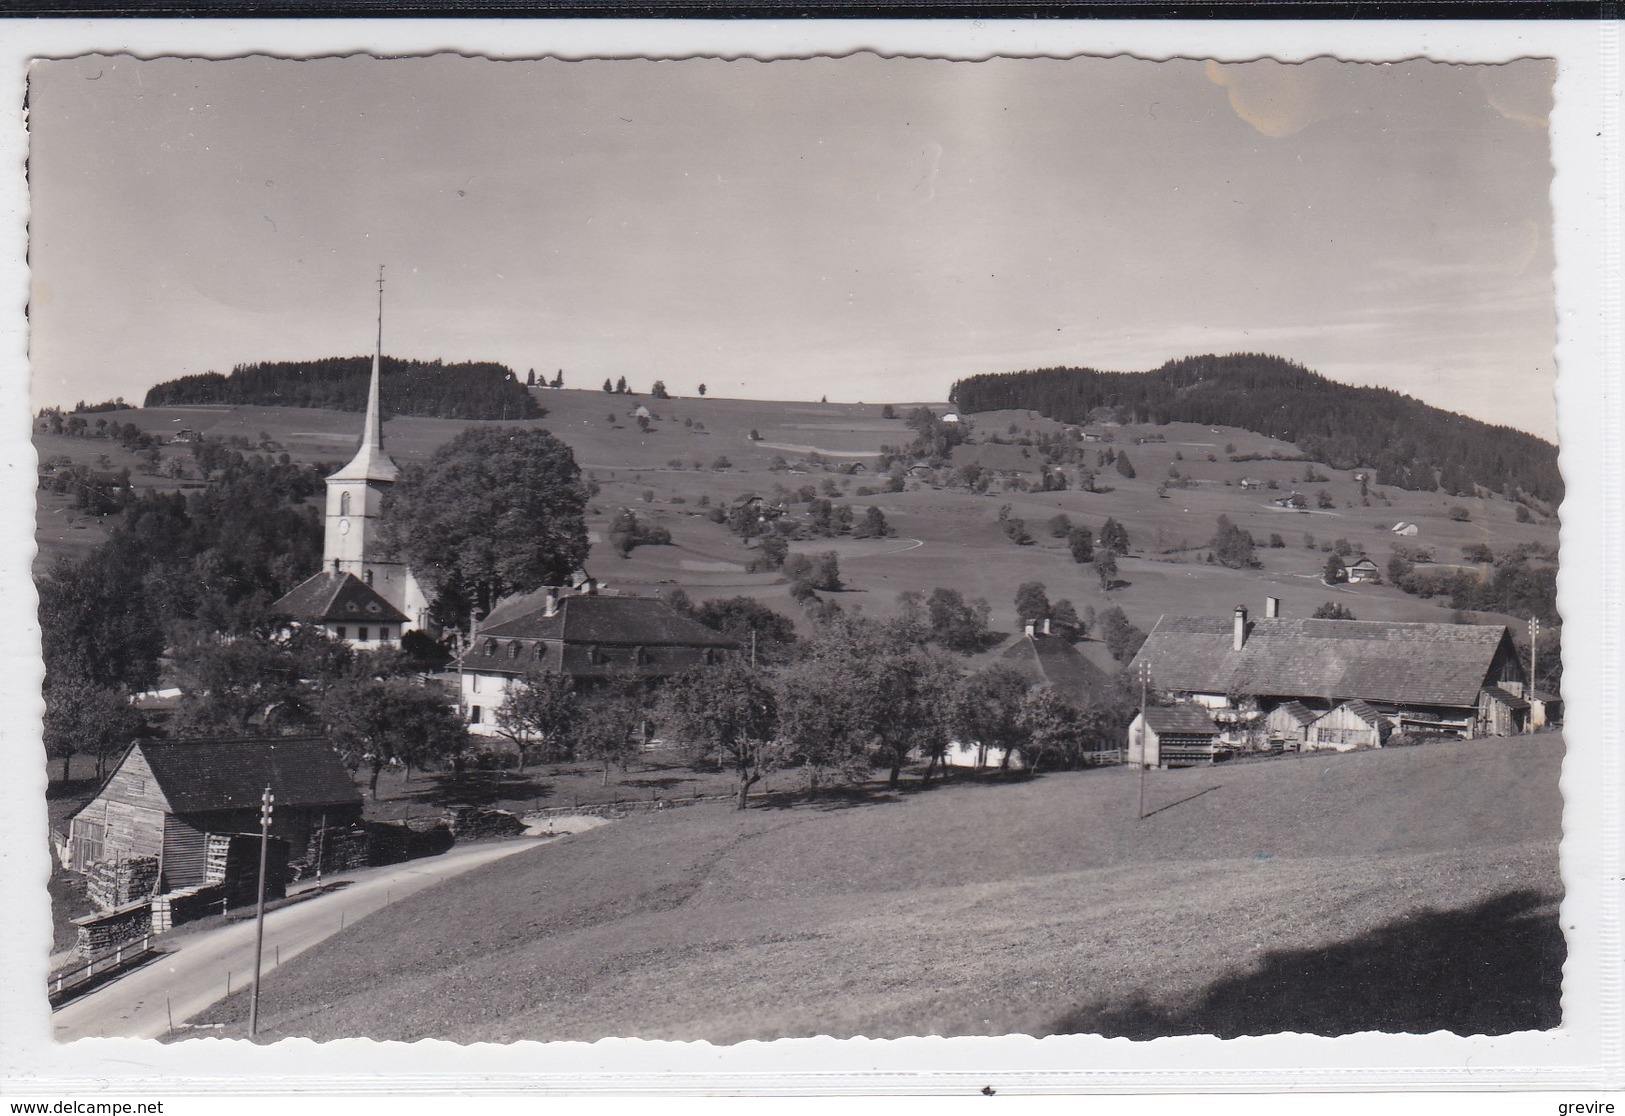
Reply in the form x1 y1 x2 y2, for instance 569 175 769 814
63 738 363 889
1263 700 1319 749
1306 700 1391 751
1127 705 1225 768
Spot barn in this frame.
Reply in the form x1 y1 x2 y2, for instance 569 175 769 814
61 738 362 890
1262 699 1319 749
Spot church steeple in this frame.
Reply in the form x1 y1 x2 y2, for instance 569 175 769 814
329 265 399 483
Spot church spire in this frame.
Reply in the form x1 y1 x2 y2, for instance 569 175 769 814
330 265 399 483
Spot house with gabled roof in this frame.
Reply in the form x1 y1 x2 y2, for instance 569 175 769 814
455 583 740 734
271 569 410 647
61 737 362 889
999 623 1112 709
1129 599 1528 740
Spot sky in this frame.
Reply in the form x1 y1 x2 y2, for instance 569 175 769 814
26 52 1558 439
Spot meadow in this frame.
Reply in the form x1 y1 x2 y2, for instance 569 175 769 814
185 732 1564 1042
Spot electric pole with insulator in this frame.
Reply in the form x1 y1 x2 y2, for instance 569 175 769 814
248 785 273 1038
1137 660 1150 821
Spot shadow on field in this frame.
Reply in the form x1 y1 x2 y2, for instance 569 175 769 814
1053 889 1564 1039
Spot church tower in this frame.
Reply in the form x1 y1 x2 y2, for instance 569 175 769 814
319 268 429 632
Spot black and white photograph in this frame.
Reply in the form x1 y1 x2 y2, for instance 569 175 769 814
3 18 1618 1099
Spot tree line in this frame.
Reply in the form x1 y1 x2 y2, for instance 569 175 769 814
143 355 544 422
948 353 1562 505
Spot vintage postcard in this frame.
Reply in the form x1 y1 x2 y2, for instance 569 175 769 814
1 18 1617 1099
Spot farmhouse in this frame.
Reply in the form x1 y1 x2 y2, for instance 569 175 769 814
1391 522 1420 536
1126 705 1225 768
61 737 362 889
456 583 740 733
1001 622 1111 707
271 291 431 644
1273 492 1308 509
1346 557 1381 584
1129 600 1530 740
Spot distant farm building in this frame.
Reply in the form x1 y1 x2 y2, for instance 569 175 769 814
941 413 961 424
1273 492 1308 509
1262 700 1318 749
1239 477 1263 490
1346 557 1381 584
1002 623 1112 706
1391 522 1419 536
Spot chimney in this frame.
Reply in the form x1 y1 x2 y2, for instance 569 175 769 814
544 589 559 617
1265 596 1280 620
1024 620 1036 638
584 577 598 596
1233 606 1248 651
1042 618 1051 636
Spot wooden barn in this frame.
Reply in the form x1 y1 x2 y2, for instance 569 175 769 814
1306 700 1391 751
62 738 362 889
1126 705 1225 768
1346 558 1381 584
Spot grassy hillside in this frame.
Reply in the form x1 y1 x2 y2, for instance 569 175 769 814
34 389 1558 648
188 733 1563 1043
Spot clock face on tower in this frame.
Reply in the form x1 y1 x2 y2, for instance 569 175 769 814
339 518 351 535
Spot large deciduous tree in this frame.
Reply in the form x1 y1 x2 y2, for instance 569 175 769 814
662 659 780 809
954 663 1031 770
494 671 579 768
689 596 799 663
383 427 589 621
43 674 145 782
573 674 648 786
318 675 468 797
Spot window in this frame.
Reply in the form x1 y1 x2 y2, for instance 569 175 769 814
533 642 546 661
508 641 522 661
336 626 347 640
485 638 497 656
471 674 481 693
469 705 482 724
340 491 351 516
358 626 369 642
364 569 374 586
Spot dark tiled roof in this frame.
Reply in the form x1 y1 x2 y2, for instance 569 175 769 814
271 571 409 625
458 593 739 673
1130 616 1514 709
1144 705 1220 735
1000 635 1111 705
138 737 362 815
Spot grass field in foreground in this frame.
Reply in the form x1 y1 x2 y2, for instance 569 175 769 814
189 732 1564 1043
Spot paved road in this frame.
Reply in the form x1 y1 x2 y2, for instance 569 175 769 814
53 835 560 1041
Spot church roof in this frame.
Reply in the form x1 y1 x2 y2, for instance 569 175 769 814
327 348 399 483
272 570 410 625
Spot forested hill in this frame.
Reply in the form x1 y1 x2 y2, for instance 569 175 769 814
143 356 543 422
950 354 1562 505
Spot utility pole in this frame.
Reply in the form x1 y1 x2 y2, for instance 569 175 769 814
1137 660 1150 821
1528 616 1539 695
248 785 273 1038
